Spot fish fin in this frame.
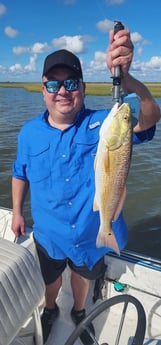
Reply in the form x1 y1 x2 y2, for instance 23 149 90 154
93 197 99 211
113 186 127 221
94 153 98 171
96 228 120 255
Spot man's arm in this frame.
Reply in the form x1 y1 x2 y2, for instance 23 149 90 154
107 28 161 132
11 177 29 237
121 73 161 132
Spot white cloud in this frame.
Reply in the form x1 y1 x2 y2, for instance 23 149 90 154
131 32 150 46
31 42 50 54
52 35 89 54
4 26 19 38
146 56 161 69
24 54 37 72
13 46 30 55
0 64 6 74
137 47 143 55
0 3 6 16
131 32 143 44
96 19 113 33
130 55 161 82
131 32 151 59
89 51 107 71
13 42 50 55
87 51 161 82
9 64 23 73
8 55 38 75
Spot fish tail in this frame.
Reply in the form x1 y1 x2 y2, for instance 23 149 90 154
96 228 120 255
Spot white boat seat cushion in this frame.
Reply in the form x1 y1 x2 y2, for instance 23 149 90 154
0 238 45 345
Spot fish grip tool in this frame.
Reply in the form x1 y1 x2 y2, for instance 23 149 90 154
111 21 125 103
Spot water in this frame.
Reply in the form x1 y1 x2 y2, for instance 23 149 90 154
0 87 161 258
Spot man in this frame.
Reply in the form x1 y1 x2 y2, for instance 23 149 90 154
11 26 160 344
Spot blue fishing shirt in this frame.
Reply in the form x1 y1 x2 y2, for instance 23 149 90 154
12 107 155 269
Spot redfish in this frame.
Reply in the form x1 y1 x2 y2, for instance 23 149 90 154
93 102 133 254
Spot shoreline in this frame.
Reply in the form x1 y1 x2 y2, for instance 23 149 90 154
0 82 160 97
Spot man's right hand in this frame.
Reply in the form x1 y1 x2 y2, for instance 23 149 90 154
11 214 26 237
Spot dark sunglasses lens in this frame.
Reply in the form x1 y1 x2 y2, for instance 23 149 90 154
45 81 59 93
44 79 80 93
64 79 79 91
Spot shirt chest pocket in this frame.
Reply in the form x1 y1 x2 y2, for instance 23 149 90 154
25 144 51 182
74 128 99 155
73 129 99 168
73 128 99 149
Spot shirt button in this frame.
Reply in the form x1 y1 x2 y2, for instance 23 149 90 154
75 244 79 248
65 178 70 182
71 224 76 229
68 201 73 206
62 154 66 158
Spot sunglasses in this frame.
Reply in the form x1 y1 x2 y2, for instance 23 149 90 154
43 78 83 93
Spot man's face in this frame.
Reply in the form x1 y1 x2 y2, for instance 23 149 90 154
42 67 85 121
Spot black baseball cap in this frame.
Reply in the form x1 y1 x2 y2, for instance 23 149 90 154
42 49 83 79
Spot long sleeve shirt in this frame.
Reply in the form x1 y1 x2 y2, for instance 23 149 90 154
12 107 155 269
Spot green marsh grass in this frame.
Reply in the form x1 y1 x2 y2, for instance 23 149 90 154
0 82 160 98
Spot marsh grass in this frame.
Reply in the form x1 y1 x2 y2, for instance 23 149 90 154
0 82 160 97
0 82 42 93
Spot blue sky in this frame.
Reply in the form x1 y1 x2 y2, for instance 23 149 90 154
0 0 161 83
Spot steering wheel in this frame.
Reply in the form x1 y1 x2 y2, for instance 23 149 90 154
64 294 146 345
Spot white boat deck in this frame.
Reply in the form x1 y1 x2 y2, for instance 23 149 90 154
46 267 161 345
0 207 161 345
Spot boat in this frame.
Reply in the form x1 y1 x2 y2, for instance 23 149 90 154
0 206 161 345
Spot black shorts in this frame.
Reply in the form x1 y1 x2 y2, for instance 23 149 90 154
35 240 107 285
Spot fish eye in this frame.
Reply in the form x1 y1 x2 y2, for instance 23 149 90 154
124 114 129 120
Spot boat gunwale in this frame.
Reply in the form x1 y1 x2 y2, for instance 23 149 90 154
107 249 161 272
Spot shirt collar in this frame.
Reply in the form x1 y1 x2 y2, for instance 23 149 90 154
42 106 85 126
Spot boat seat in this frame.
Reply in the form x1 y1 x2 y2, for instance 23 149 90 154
0 237 45 345
0 208 15 241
